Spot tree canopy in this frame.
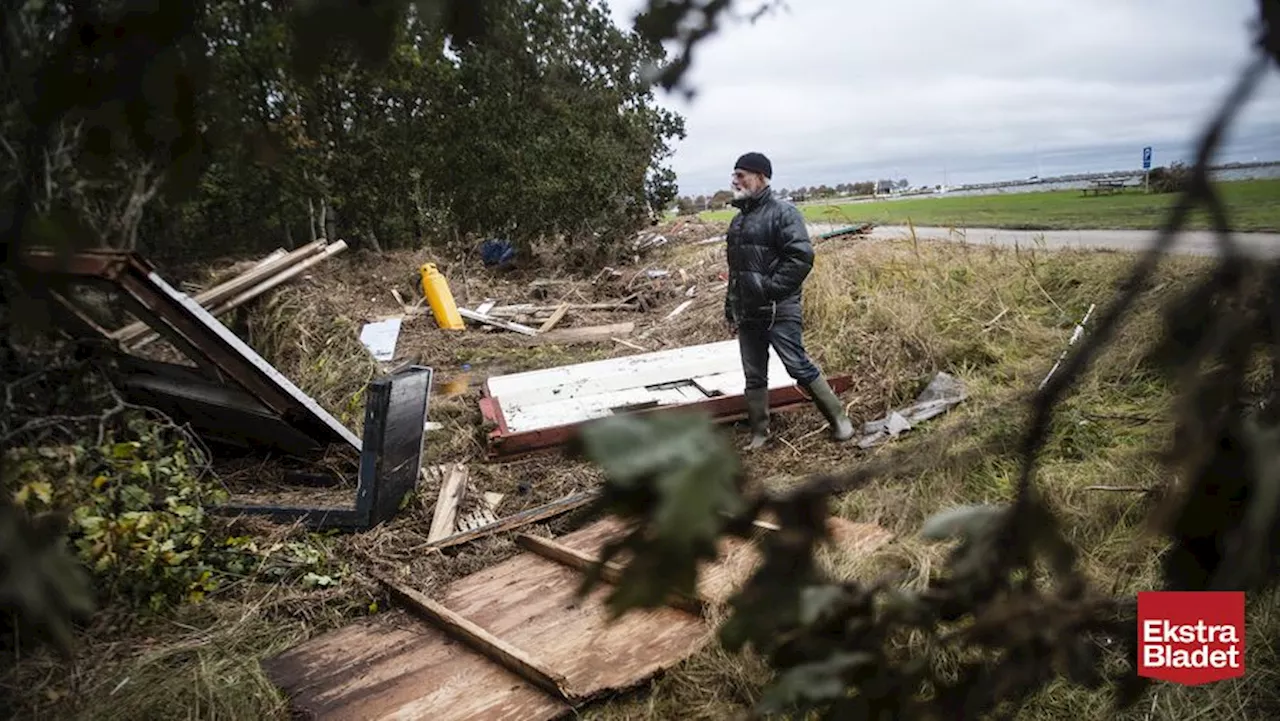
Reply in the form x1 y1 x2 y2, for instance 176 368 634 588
1 0 689 266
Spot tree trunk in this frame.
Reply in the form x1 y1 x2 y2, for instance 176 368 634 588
324 200 336 243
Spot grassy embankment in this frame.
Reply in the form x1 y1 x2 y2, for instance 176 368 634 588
700 177 1280 232
3 226 1278 720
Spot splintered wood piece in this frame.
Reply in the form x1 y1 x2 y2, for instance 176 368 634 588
373 573 576 703
427 463 469 543
425 491 597 550
663 299 694 321
459 307 539 336
537 303 570 334
515 534 705 616
458 507 499 532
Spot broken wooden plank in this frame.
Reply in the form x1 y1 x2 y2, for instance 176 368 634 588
436 530 712 702
516 534 705 616
476 300 496 315
537 303 570 334
261 611 569 721
373 572 576 703
459 307 539 336
427 463 469 543
425 491 598 550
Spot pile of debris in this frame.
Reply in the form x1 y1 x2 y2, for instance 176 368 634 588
10 226 983 719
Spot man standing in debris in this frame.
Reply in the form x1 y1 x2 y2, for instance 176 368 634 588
724 152 854 450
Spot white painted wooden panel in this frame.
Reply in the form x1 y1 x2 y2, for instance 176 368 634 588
503 385 702 432
691 360 796 398
495 354 744 408
488 339 812 434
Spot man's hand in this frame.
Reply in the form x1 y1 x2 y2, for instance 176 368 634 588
725 319 738 337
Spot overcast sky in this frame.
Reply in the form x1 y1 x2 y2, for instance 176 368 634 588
606 0 1280 196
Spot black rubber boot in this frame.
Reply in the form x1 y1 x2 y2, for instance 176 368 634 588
804 377 855 442
742 388 771 451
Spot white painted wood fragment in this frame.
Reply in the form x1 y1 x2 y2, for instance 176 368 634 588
359 317 402 361
427 464 468 543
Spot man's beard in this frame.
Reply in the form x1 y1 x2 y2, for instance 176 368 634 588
732 186 752 200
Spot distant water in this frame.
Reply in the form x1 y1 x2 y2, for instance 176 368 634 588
943 164 1279 198
864 163 1280 202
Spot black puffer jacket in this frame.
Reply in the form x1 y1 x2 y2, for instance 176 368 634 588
723 187 815 326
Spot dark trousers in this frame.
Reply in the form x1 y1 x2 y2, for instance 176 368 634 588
738 318 821 391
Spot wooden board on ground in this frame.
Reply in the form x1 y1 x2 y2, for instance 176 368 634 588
263 514 893 721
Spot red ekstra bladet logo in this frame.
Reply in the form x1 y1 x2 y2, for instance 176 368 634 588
1137 591 1246 686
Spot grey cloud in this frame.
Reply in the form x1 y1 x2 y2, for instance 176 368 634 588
610 0 1280 194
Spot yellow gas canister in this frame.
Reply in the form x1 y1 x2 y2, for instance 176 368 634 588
419 262 465 330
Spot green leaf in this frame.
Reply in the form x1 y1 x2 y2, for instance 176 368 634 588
576 412 745 617
111 442 140 460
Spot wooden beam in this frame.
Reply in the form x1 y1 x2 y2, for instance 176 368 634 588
112 241 325 344
371 572 577 703
515 534 705 616
128 241 347 351
425 491 598 550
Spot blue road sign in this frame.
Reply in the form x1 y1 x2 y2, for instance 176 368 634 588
1142 146 1153 170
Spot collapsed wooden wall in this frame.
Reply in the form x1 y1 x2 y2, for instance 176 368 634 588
263 514 894 720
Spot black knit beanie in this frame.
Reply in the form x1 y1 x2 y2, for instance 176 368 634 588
734 152 772 179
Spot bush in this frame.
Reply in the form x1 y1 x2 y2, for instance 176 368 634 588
3 411 344 613
1146 161 1193 194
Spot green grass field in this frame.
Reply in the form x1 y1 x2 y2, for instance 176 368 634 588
699 177 1280 232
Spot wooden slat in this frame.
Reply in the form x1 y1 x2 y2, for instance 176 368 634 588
536 303 570 333
373 573 576 702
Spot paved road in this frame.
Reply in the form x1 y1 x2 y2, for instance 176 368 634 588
807 223 1280 258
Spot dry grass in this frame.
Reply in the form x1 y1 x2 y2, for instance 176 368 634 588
4 225 1277 720
583 234 1280 720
